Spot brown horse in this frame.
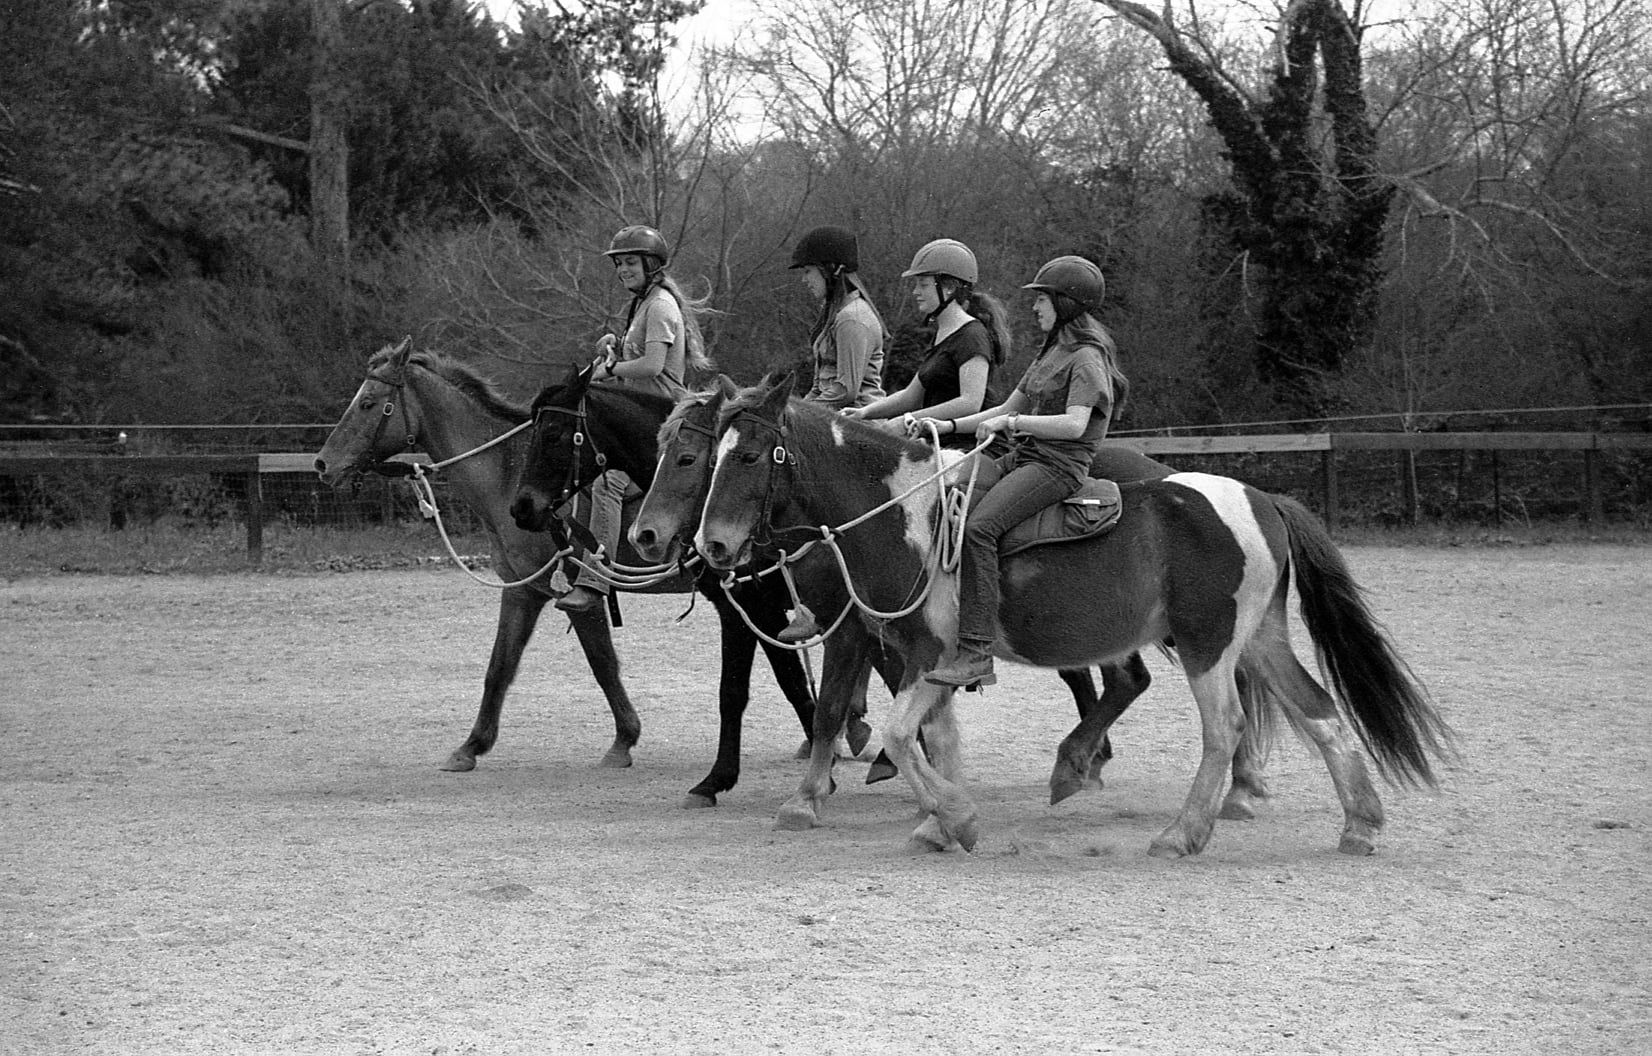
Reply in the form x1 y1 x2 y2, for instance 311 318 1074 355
695 373 1454 858
626 377 1205 831
313 340 814 786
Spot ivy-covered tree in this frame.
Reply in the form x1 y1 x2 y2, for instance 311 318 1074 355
1094 0 1395 415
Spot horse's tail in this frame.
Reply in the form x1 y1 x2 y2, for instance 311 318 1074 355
1274 494 1456 787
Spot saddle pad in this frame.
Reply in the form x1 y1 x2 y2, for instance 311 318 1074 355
999 478 1122 557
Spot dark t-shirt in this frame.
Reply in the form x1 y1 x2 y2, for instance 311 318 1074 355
1011 340 1116 480
915 320 996 411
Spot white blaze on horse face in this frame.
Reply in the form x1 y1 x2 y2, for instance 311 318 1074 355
1168 472 1279 641
694 423 746 555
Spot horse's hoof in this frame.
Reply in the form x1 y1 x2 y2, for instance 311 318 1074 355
793 738 812 761
1049 769 1084 805
599 747 633 769
774 802 819 830
949 814 981 853
1219 798 1258 821
904 834 949 855
865 752 899 785
682 792 717 810
439 751 477 773
846 716 873 757
1147 839 1189 860
1338 832 1377 856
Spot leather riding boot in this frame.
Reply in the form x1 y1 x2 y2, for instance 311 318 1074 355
555 585 605 615
777 602 821 644
925 640 997 689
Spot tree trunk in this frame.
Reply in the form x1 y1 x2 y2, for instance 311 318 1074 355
309 0 349 278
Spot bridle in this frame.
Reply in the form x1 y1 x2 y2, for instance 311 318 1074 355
721 407 800 549
362 358 419 473
531 394 611 510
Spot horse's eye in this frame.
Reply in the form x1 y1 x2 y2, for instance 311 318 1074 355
361 398 376 410
675 453 698 468
737 450 761 466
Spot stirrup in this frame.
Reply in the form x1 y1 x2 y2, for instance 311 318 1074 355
924 654 997 690
555 586 605 614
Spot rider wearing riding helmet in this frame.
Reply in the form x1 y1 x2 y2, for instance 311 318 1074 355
925 255 1128 687
842 238 1009 451
791 225 887 410
557 223 715 615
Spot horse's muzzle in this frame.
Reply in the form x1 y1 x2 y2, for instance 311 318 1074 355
510 487 555 533
628 524 679 565
694 531 749 571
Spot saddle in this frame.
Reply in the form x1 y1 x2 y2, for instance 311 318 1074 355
997 478 1123 557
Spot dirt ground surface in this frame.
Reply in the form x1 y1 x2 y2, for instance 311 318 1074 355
3 545 1649 1055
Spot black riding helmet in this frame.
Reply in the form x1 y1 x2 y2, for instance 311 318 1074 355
1023 255 1106 326
790 226 859 273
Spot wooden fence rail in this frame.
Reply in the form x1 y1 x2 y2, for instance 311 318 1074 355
2 434 1648 564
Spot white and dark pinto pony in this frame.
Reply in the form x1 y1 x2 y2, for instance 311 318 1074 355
694 373 1453 858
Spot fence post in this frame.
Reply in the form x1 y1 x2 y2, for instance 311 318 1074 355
244 469 264 565
1584 446 1604 524
1321 448 1338 532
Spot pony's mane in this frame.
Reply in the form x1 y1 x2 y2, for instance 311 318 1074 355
370 343 532 422
657 388 717 448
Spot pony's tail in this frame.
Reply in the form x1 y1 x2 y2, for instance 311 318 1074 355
1275 495 1456 787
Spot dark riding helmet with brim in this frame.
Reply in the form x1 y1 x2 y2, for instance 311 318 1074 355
605 225 671 272
1023 255 1106 313
790 226 859 273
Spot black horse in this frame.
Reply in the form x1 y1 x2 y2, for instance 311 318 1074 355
508 365 861 807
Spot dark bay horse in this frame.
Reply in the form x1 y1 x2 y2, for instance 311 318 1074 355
506 366 828 807
313 340 811 784
695 373 1454 858
626 378 1196 831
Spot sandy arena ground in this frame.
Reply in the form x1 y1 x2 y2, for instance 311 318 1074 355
3 545 1649 1055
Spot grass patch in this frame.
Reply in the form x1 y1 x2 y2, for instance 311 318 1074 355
0 521 497 577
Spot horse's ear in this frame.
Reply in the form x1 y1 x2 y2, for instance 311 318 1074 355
713 373 739 400
562 359 594 398
391 335 413 366
757 369 795 419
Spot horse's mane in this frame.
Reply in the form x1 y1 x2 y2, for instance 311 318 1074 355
369 343 532 422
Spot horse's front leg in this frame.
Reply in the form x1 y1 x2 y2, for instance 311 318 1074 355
776 631 875 831
441 587 550 772
883 682 979 853
566 603 642 769
1050 654 1152 804
682 589 766 808
1149 663 1244 858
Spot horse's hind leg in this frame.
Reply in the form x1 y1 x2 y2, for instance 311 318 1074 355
442 587 557 772
1219 666 1272 821
1050 655 1151 805
567 603 643 769
1250 621 1385 854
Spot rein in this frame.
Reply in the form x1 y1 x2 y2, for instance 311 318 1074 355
712 417 990 652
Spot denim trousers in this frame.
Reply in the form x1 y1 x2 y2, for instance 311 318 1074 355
574 470 629 593
956 454 1078 644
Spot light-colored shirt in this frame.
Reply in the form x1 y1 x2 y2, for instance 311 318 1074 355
616 286 691 401
805 294 885 410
